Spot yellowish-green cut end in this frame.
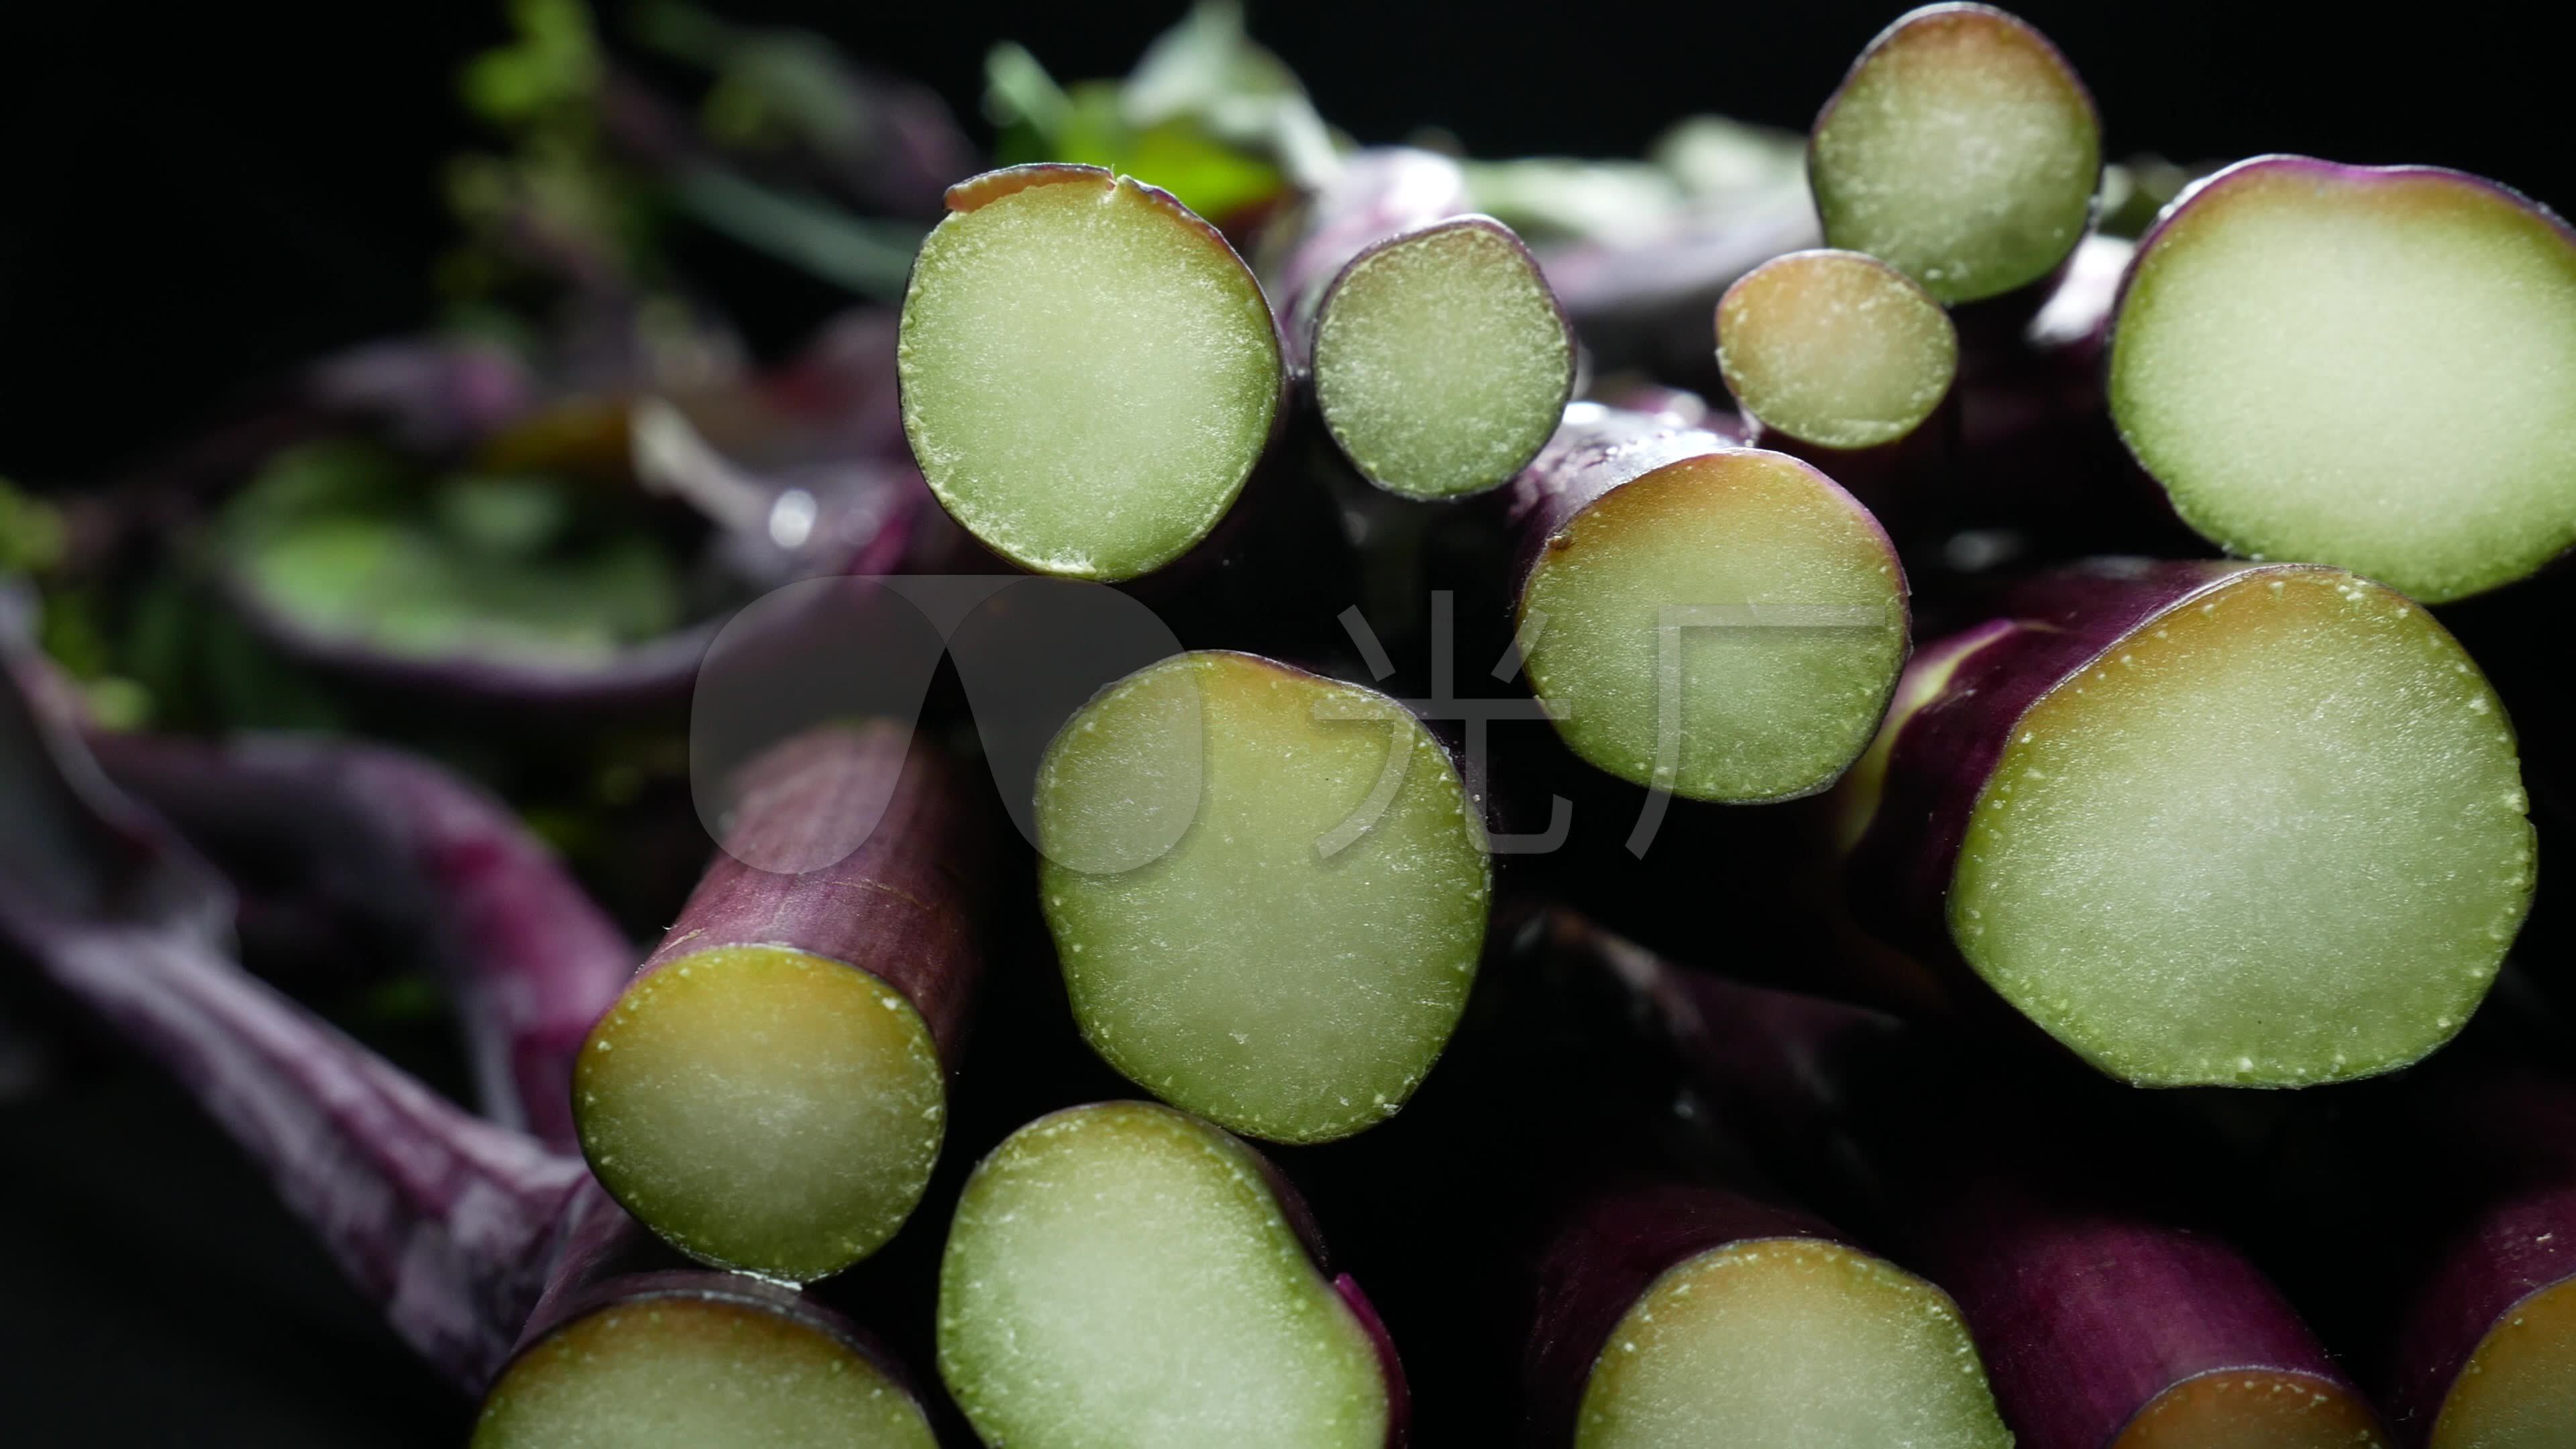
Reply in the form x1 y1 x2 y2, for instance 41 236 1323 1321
1718 250 1959 450
1521 451 1909 803
472 1295 936 1449
898 168 1282 579
1951 568 2534 1086
2112 1369 2391 1449
574 945 947 1281
2109 160 2576 603
1312 219 1576 499
2430 1278 2576 1449
1036 652 1490 1143
937 1102 1392 1449
1810 5 2100 303
1575 1236 2011 1449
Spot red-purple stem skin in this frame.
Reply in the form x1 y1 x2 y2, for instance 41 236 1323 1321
1538 208 1821 386
1545 912 2378 1449
1841 557 2265 948
2386 1075 2576 1442
641 720 990 1066
1503 402 1759 589
1929 1185 2361 1449
89 732 631 1148
0 668 587 1389
1521 1181 1844 1447
3 664 932 1405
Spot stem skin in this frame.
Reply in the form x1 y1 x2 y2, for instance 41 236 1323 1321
1505 404 1760 591
637 720 991 1063
1838 557 2256 950
0 663 586 1389
2383 1073 2576 1442
1521 1181 1846 1446
1542 912 2385 1449
88 731 631 1148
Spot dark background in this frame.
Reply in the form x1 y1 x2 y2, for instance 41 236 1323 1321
0 1 2563 1442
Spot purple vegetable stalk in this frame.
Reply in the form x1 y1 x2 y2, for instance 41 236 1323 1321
574 720 996 1281
0 658 582 1388
2383 1071 2576 1444
1837 556 2530 1088
1521 1181 1849 1443
1542 910 2391 1448
87 731 632 1148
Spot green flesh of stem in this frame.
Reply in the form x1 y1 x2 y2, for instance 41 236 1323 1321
1313 220 1575 500
1951 568 2533 1085
1811 6 2100 304
574 945 947 1281
1036 651 1490 1144
1718 249 1957 450
898 170 1282 580
471 1297 936 1449
1521 451 1908 803
938 1102 1391 1449
2110 163 2576 603
1575 1236 2011 1449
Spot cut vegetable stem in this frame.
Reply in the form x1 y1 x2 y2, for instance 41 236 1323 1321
576 721 994 1281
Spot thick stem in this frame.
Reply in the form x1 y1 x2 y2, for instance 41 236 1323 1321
1838 558 2531 1086
1521 1181 1841 1442
88 731 631 1148
2381 1073 2576 1445
1505 404 1910 804
1269 149 1576 500
576 720 994 1280
0 663 585 1389
936 1100 1406 1449
898 163 1287 580
1542 912 2390 1449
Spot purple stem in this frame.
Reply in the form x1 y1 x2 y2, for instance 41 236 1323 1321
2386 1073 2576 1442
645 720 992 1066
89 731 633 1148
1521 1180 1842 1446
1840 557 2256 948
1542 910 2380 1449
0 660 586 1388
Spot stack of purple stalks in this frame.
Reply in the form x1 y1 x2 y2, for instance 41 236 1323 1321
11 4 2576 1447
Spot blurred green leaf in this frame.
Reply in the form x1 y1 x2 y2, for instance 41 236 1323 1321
983 1 1336 223
218 440 684 671
461 0 604 123
0 480 66 576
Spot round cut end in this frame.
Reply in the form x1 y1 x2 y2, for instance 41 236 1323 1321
1810 5 2100 304
1521 449 1909 803
2431 1277 2576 1449
2109 158 2576 602
574 945 947 1281
938 1102 1393 1449
472 1295 936 1449
2112 1369 2390 1449
1718 249 1959 450
1037 652 1489 1143
1950 568 2533 1085
1575 1236 2010 1449
898 167 1282 580
1312 218 1576 500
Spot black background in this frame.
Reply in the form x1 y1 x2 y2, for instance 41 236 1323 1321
0 1 2565 1442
